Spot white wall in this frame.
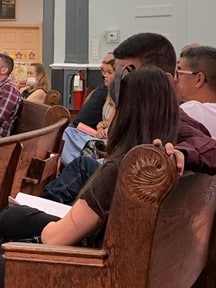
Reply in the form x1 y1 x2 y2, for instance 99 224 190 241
89 0 122 64
10 0 216 64
54 0 66 63
187 0 216 47
88 0 216 64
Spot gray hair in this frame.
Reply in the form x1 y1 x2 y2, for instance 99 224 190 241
180 46 216 91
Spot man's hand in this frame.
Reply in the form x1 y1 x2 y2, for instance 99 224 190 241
153 139 184 176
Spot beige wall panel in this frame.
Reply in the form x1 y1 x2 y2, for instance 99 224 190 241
0 24 42 62
0 24 42 85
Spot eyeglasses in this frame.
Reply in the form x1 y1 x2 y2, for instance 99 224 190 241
175 69 199 78
175 69 208 83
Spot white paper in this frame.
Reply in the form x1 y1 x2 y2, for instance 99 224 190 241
8 192 71 218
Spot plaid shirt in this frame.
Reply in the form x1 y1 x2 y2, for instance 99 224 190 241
0 77 22 137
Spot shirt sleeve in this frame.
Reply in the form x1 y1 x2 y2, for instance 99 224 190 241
79 158 120 219
176 108 216 175
0 83 20 124
176 136 216 175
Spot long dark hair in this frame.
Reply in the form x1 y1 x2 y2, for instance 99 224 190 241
107 65 179 157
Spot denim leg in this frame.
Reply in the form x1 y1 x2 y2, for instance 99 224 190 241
41 155 101 205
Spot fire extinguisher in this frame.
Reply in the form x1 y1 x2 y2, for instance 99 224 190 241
70 71 85 110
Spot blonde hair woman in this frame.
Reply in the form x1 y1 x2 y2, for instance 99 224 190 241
20 62 51 104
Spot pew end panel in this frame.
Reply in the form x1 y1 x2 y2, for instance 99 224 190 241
0 142 23 211
9 117 69 198
20 153 60 196
2 145 216 288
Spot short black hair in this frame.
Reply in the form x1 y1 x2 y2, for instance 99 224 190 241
0 53 14 75
113 33 176 76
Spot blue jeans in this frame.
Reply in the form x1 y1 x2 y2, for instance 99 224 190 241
41 155 100 205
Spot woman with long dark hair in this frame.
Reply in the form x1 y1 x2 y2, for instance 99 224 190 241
41 65 180 245
0 65 180 246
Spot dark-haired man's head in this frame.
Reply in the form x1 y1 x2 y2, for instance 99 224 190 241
113 33 176 76
0 53 14 81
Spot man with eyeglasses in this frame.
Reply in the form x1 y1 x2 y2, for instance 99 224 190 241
176 46 216 139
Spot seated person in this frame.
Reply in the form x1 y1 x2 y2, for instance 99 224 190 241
0 53 22 137
176 45 216 139
0 65 182 245
61 55 116 165
72 52 115 130
20 62 51 104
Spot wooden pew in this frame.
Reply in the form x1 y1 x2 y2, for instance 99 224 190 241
0 100 71 209
0 142 23 211
9 118 69 198
44 89 61 106
12 99 71 134
2 144 216 288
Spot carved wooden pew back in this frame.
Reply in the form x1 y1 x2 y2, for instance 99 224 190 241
2 145 216 287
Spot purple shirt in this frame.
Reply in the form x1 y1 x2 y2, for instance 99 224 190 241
0 77 22 137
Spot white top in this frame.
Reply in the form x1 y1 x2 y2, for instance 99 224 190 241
180 100 216 139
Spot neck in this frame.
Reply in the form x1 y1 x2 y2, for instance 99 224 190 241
193 93 216 103
0 75 7 82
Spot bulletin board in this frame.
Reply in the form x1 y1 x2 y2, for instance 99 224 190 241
0 24 42 85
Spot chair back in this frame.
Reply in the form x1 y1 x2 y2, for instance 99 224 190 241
103 144 216 287
44 90 61 106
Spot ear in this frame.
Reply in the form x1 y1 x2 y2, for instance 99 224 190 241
166 72 174 82
0 66 9 75
195 72 206 88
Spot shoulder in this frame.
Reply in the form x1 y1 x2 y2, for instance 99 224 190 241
180 100 202 114
1 79 21 97
180 100 215 119
180 100 202 110
79 156 122 218
26 89 47 104
90 86 108 98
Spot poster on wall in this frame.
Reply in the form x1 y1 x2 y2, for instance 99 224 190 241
0 0 16 20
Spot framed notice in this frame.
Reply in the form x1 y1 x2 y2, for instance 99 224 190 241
0 0 16 20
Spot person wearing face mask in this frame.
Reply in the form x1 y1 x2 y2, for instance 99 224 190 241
20 62 51 104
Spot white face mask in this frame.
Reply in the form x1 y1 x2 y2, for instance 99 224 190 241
26 77 37 86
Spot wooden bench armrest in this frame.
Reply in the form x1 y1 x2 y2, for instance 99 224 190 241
2 242 108 267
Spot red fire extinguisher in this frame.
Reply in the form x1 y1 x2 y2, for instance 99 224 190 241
71 71 85 110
